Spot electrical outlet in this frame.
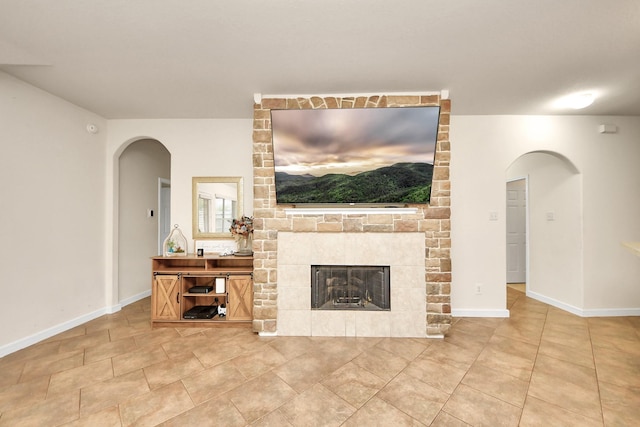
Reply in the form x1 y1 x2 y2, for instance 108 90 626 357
475 283 483 295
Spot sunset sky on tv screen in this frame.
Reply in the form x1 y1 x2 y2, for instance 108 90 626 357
271 106 439 177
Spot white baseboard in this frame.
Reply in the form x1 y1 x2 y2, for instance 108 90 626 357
581 307 640 317
452 308 510 318
527 290 640 317
526 291 583 316
0 307 109 358
258 331 278 337
106 304 122 314
0 289 153 358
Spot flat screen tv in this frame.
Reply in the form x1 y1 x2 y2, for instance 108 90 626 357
270 106 440 206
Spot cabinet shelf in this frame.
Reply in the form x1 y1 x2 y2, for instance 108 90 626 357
152 319 251 328
183 292 227 297
152 255 254 272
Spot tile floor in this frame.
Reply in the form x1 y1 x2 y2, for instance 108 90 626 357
0 287 639 426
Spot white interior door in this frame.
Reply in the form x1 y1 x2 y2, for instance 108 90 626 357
506 179 527 283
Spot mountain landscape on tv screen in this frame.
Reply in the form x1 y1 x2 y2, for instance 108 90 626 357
274 162 433 204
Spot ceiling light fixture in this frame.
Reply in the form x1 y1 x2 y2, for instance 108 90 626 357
555 92 595 110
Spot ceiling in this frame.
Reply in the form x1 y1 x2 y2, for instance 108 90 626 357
1 0 639 119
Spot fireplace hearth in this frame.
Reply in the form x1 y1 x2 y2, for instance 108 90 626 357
312 265 390 310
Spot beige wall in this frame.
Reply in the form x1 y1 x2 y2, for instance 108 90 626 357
0 71 107 354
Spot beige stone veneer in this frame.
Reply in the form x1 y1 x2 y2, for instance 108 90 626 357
252 95 451 337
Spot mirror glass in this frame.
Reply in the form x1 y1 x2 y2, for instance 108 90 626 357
192 176 243 239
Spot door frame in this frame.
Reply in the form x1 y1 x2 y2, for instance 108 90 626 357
158 178 171 255
506 176 530 291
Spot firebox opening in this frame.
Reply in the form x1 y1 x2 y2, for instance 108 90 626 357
311 265 390 310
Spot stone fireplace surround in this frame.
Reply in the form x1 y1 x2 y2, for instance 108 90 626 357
252 94 451 337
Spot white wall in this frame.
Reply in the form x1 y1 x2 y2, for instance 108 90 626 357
451 115 640 316
105 119 254 307
580 117 640 312
0 72 107 354
118 139 170 302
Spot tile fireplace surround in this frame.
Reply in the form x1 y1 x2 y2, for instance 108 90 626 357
278 232 427 337
252 94 452 338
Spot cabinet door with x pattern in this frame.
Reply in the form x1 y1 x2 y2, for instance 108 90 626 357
152 274 181 320
227 274 253 321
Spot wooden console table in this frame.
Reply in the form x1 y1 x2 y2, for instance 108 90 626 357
151 254 253 328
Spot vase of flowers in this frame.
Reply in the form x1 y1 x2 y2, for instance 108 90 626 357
230 216 254 255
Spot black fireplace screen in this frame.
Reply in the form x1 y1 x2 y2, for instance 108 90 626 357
311 265 390 310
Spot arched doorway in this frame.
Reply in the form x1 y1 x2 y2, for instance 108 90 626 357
506 151 583 311
118 139 171 305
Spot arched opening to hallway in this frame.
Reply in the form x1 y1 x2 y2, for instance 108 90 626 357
506 151 582 311
118 139 171 306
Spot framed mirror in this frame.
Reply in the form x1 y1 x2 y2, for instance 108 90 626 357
192 176 243 239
